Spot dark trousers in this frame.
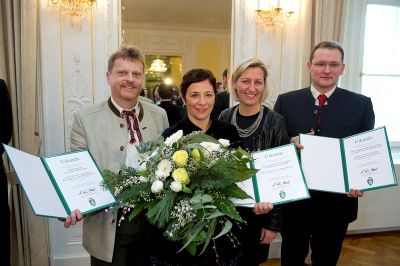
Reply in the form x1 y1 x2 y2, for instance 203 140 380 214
281 205 349 266
91 212 154 266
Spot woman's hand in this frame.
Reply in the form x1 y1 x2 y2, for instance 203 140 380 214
259 228 277 244
346 188 364 198
253 202 273 215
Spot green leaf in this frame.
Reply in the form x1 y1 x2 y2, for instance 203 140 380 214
118 182 149 203
205 210 225 219
185 133 219 144
185 241 197 256
128 201 148 221
190 160 237 190
236 162 258 182
178 221 206 253
146 192 175 228
212 219 232 239
199 219 217 255
214 197 242 222
222 184 252 200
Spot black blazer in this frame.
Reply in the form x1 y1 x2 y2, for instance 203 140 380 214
274 87 375 223
0 79 13 219
0 79 13 156
158 101 183 126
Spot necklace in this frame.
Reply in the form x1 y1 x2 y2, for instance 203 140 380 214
231 105 264 138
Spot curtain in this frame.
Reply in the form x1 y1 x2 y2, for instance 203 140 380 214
0 1 50 266
311 0 347 45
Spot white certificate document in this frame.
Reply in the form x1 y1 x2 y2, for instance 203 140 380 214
343 127 397 191
233 144 310 206
3 145 116 218
300 127 397 193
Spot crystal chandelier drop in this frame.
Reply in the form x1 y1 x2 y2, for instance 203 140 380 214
50 0 96 17
255 6 294 28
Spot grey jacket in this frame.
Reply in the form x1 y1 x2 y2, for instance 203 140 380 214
70 98 168 262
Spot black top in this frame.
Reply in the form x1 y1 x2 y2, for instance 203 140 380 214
156 117 244 265
0 79 13 155
162 116 241 147
219 105 289 264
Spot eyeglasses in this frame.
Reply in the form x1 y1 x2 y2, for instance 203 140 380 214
312 62 342 70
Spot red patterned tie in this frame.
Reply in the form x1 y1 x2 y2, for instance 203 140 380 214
122 110 143 143
317 94 328 127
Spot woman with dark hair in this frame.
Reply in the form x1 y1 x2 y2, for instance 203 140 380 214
219 58 289 265
162 69 240 143
154 68 273 266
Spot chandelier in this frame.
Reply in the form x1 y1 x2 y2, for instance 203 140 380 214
255 7 294 28
50 0 96 17
149 59 168 73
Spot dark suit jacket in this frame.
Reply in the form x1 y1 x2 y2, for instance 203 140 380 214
0 79 12 262
274 87 375 223
211 90 229 120
0 79 13 155
158 100 183 126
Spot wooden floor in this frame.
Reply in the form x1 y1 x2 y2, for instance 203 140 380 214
262 230 400 266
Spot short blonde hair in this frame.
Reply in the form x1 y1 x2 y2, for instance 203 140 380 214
229 58 269 102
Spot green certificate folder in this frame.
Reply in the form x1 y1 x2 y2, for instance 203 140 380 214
232 143 310 206
300 127 397 193
3 144 116 218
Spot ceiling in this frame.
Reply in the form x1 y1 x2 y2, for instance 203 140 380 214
121 0 232 30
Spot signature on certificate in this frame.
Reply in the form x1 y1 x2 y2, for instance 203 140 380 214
360 167 378 174
79 187 96 195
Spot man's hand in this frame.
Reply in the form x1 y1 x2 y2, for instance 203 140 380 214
346 189 364 198
253 202 273 215
259 228 277 244
63 209 83 228
290 131 315 150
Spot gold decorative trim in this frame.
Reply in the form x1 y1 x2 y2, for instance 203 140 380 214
59 8 67 151
90 7 95 103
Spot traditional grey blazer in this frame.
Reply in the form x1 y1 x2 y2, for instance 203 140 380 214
70 97 168 262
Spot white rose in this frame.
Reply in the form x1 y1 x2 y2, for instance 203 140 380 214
200 141 221 157
138 176 148 183
164 130 183 146
139 162 147 172
218 138 230 147
170 181 182 192
151 180 164 193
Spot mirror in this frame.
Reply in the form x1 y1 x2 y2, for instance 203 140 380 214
121 0 232 98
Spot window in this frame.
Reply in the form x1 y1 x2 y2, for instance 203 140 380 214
361 3 400 145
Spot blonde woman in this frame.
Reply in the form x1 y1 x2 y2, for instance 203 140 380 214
219 58 289 265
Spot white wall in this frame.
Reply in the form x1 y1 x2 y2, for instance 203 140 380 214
39 0 120 264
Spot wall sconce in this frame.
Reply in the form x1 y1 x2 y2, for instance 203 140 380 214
50 0 96 17
255 5 294 28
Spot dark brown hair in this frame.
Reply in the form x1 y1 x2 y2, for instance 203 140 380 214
180 69 217 98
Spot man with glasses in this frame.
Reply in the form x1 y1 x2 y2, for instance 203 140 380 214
274 41 375 266
63 47 169 265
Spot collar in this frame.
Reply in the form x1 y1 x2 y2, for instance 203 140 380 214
107 97 144 122
310 85 335 99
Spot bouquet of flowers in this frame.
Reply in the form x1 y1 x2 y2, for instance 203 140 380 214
103 130 257 256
